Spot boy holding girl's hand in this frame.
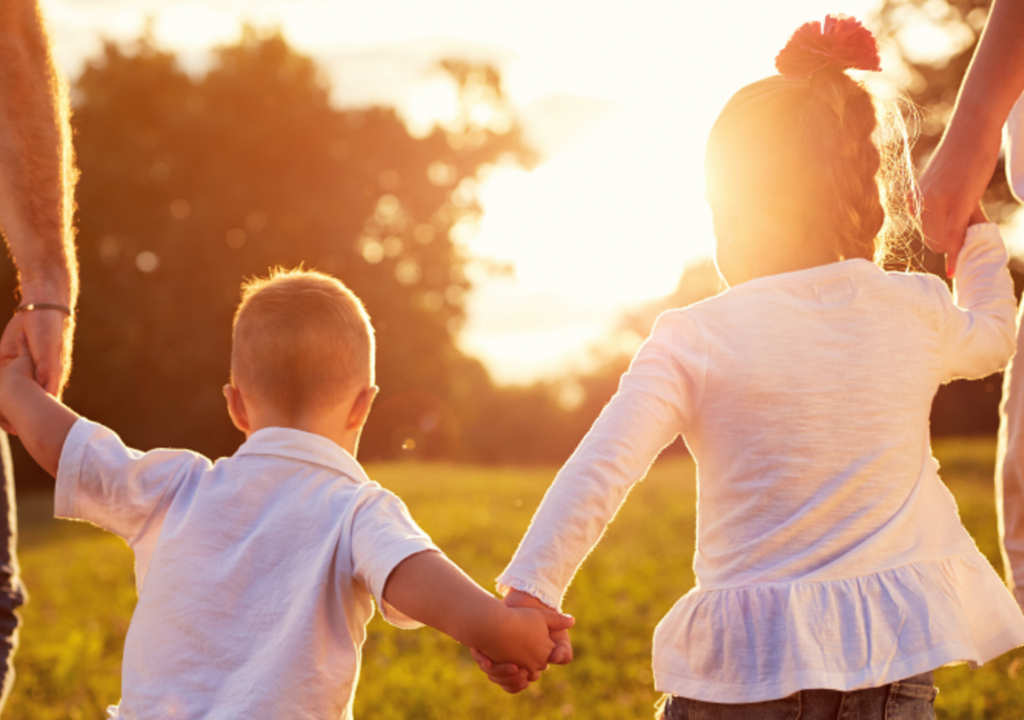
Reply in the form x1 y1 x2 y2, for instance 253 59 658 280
0 268 572 718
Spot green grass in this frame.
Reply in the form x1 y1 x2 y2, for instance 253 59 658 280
4 440 1024 719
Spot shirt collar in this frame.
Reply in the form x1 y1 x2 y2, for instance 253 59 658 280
723 258 880 295
234 427 369 483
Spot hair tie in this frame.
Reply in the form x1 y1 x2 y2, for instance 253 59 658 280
775 14 881 79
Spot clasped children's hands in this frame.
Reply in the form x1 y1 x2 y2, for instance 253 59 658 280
472 589 575 694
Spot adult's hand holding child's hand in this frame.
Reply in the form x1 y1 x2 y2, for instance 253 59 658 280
0 305 72 398
919 118 1002 278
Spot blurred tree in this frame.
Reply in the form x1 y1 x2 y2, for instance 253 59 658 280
42 28 534 469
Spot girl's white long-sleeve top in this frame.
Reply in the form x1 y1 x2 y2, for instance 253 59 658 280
498 224 1024 703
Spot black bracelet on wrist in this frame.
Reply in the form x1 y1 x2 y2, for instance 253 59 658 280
15 303 73 317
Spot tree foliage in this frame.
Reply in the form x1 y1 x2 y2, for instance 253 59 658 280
22 30 533 466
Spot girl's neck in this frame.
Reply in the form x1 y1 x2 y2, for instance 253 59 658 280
718 223 845 286
751 242 843 279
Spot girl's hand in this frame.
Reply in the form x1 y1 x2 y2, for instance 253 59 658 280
469 647 531 694
504 590 574 666
470 589 575 693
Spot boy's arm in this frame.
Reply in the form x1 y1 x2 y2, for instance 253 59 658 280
0 335 76 475
382 550 573 673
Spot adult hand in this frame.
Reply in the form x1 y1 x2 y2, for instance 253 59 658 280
471 589 574 693
0 307 71 434
919 116 1003 278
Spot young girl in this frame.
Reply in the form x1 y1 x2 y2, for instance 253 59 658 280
477 15 1024 718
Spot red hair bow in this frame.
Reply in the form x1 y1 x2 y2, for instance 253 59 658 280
775 14 881 79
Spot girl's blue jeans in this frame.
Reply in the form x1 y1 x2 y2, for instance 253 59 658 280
657 671 937 720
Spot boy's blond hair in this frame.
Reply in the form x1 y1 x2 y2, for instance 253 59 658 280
231 268 374 419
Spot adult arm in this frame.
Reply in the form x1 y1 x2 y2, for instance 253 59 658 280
0 0 79 398
919 0 1024 275
997 311 1024 610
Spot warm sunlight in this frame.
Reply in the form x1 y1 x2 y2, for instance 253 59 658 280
41 0 961 383
8 2 1024 717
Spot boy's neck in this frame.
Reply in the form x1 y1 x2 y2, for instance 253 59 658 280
245 411 360 456
226 383 378 458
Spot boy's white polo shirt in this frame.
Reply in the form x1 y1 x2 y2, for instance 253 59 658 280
56 419 438 720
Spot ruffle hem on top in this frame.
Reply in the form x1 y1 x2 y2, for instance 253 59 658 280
647 551 1024 703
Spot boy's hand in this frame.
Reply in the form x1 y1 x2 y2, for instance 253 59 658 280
493 605 573 675
471 589 575 693
470 647 531 693
380 551 573 693
0 332 77 474
0 333 37 433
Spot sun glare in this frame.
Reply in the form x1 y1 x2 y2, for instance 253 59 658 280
43 0 884 385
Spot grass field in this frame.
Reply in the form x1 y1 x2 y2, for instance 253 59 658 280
4 439 1024 719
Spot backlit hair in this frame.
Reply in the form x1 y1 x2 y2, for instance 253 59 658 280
705 68 918 265
231 268 374 419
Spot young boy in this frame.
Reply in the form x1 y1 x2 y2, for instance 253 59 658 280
0 268 572 718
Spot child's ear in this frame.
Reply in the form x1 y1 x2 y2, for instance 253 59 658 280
224 384 251 435
346 385 379 431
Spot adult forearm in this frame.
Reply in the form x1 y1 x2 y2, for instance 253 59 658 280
946 0 1024 142
0 0 78 307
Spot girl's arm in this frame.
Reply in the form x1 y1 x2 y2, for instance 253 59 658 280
496 313 704 609
938 218 1017 380
470 314 704 691
381 550 573 672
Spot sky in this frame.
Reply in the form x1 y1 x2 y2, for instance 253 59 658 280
41 0 977 384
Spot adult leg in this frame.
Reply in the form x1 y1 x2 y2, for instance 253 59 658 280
0 431 26 710
996 300 1024 608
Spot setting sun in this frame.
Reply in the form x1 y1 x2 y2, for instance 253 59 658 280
39 0 921 383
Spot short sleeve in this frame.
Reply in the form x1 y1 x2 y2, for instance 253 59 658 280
349 485 439 629
56 418 211 543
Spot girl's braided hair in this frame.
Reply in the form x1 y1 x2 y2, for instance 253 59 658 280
705 16 918 266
